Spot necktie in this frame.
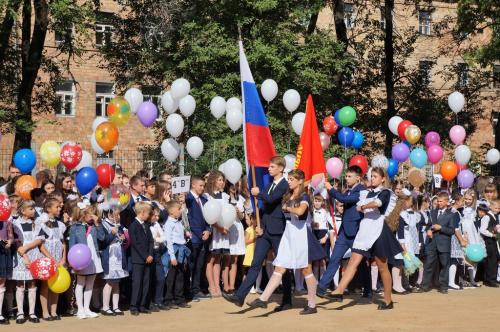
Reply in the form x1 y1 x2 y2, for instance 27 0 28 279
136 196 140 203
268 183 276 194
196 197 202 208
438 210 443 218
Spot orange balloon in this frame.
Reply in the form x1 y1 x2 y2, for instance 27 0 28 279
15 175 37 199
440 161 458 182
95 121 119 152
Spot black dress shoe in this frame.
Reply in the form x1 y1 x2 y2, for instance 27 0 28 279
324 293 343 302
130 310 139 316
101 309 116 316
221 292 244 307
51 315 61 320
42 316 54 322
16 315 26 324
438 288 448 294
156 304 170 311
149 305 160 312
246 298 267 309
175 301 191 308
29 315 40 323
0 316 9 325
316 289 328 299
113 309 125 316
299 306 317 315
139 308 151 314
377 301 394 310
484 282 499 288
415 287 431 293
273 303 292 312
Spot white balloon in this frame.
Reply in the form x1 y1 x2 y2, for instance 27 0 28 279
226 108 243 132
165 113 184 138
171 78 190 100
161 138 180 162
388 116 403 136
224 158 242 184
210 96 226 119
284 154 296 171
283 89 300 113
161 91 178 114
455 145 471 165
76 151 92 171
91 135 105 154
261 79 278 102
186 136 204 159
202 200 222 225
448 91 465 114
218 203 236 229
486 148 500 165
178 94 196 118
92 116 108 132
371 154 389 169
291 112 305 135
124 88 143 114
218 162 226 173
226 97 242 111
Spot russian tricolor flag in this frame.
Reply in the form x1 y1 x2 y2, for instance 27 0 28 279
239 40 276 206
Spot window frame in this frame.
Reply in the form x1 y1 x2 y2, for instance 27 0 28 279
419 60 433 86
95 82 115 117
344 3 355 30
457 63 469 88
418 10 432 36
95 23 114 47
55 80 76 117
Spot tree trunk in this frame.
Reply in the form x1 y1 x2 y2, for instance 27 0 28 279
383 0 396 156
0 0 22 64
14 0 49 151
332 0 348 49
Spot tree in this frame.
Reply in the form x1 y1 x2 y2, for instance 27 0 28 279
0 0 95 150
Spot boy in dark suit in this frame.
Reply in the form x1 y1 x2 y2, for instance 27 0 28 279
419 192 456 293
223 155 292 311
129 202 154 315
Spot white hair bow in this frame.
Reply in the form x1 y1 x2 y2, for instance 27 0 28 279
77 201 91 210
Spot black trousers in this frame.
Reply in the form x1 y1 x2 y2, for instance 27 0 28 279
483 237 498 284
130 263 151 310
188 242 206 295
422 246 450 290
165 264 185 302
152 251 166 305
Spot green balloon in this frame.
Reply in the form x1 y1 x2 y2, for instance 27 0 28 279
338 106 356 126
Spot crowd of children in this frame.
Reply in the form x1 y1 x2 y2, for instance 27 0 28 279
0 155 500 323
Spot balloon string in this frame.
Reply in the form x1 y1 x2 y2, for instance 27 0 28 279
211 141 216 170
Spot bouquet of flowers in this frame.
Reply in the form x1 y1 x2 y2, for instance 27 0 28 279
403 252 423 277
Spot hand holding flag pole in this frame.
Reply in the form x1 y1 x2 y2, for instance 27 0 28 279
251 166 261 229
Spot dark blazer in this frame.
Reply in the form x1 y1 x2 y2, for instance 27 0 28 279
329 183 365 237
257 178 289 235
128 218 154 264
100 222 128 275
120 194 149 228
425 208 456 253
186 191 210 244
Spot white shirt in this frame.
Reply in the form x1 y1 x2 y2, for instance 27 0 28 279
479 214 495 238
312 208 333 230
268 176 285 194
150 221 166 249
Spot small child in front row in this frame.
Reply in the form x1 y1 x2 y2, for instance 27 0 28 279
163 200 191 308
242 214 258 293
311 194 333 280
149 206 168 311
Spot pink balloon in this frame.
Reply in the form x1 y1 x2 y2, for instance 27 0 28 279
425 131 440 147
427 145 444 164
449 125 466 145
319 132 331 151
326 157 343 179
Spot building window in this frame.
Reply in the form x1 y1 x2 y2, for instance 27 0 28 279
419 60 432 86
96 23 113 47
418 11 431 36
493 65 500 88
344 3 354 30
95 83 114 117
457 63 469 88
55 80 75 116
380 6 386 30
143 86 163 110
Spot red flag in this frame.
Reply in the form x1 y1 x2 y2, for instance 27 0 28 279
295 95 326 182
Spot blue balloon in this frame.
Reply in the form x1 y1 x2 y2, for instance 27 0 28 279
334 110 343 128
409 148 428 169
338 127 354 147
465 244 486 263
13 149 36 174
387 159 399 178
403 140 412 148
75 167 98 195
351 131 364 149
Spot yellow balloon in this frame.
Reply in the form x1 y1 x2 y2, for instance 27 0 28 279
107 97 131 127
404 125 421 145
40 140 61 167
48 266 71 294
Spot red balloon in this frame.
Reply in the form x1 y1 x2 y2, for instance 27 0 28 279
0 193 12 221
397 120 413 139
455 161 468 172
323 115 339 136
96 163 115 188
29 257 57 280
349 154 369 176
60 142 83 170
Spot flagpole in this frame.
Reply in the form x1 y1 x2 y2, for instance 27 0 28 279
251 165 261 229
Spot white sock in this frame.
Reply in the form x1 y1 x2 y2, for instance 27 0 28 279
84 275 96 312
449 264 458 287
75 275 85 313
15 287 24 315
392 267 405 292
256 270 263 290
112 284 120 311
294 269 304 291
417 267 424 285
304 274 317 308
473 266 477 279
0 287 6 316
102 283 112 311
333 269 339 288
371 265 379 290
259 272 283 302
28 288 37 315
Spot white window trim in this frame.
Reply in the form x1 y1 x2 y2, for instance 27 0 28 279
344 3 355 30
56 81 76 117
418 11 432 36
95 83 115 117
457 63 469 87
95 23 114 47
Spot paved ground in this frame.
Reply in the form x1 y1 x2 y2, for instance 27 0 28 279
7 287 500 332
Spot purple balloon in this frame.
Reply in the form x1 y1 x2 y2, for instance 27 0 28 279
68 244 91 271
457 169 475 189
392 143 410 163
136 101 158 127
425 131 440 147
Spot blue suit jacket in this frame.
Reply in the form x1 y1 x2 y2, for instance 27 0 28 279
329 183 365 237
186 192 210 244
257 178 289 235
